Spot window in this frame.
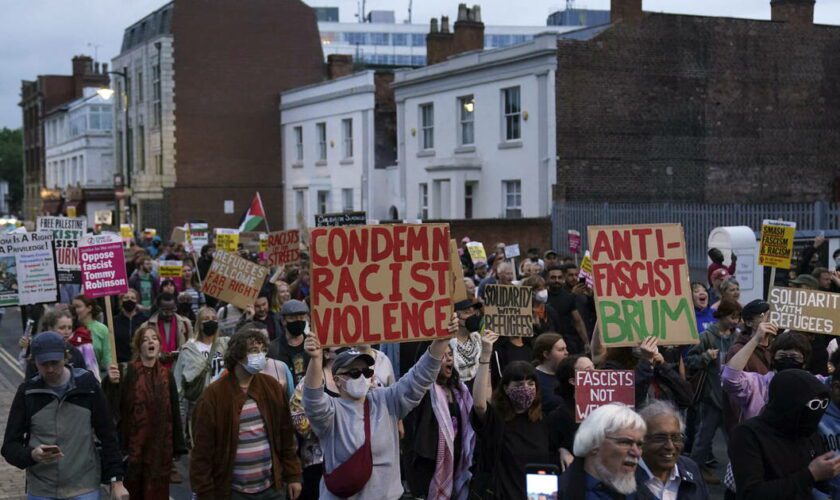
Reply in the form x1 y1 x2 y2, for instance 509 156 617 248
316 122 327 161
503 180 522 218
89 105 112 131
342 119 353 159
152 63 161 127
137 126 145 172
317 190 330 215
369 32 389 45
419 104 434 150
392 33 408 46
502 87 521 141
458 96 475 145
344 32 366 45
295 190 305 220
125 71 132 105
342 188 353 211
465 182 476 219
411 55 426 66
293 126 303 162
136 70 144 102
411 34 426 46
154 154 163 175
69 111 86 137
419 183 428 219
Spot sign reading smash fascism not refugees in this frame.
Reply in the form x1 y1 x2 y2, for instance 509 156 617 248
310 223 453 347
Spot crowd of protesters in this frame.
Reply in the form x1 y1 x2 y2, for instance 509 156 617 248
3 229 840 500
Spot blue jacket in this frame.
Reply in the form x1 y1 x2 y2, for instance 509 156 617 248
818 401 840 499
636 456 709 500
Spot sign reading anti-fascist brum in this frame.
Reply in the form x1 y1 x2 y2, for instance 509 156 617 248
588 224 698 347
483 284 533 336
759 219 796 269
78 233 129 298
202 250 268 310
769 287 840 336
310 224 453 347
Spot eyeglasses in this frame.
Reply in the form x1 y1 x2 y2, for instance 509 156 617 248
645 433 687 446
605 436 644 450
806 398 829 411
338 368 374 379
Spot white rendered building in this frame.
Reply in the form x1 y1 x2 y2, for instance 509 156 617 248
392 33 558 220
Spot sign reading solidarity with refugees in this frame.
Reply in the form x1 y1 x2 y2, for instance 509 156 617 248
315 211 367 228
36 216 86 284
266 229 301 267
588 224 698 347
575 370 635 422
0 232 58 307
483 284 533 336
78 233 129 299
466 241 487 266
769 286 840 336
215 228 240 253
759 219 796 269
202 250 268 310
310 223 453 347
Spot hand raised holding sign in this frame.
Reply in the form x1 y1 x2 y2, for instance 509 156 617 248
638 336 659 363
430 313 459 360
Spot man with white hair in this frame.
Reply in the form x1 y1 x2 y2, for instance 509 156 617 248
477 260 515 298
637 401 708 499
559 403 646 499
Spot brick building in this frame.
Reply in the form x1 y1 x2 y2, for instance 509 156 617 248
554 0 840 204
20 56 109 222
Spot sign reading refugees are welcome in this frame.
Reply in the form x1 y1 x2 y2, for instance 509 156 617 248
266 229 301 267
78 233 129 298
202 250 268 310
483 284 533 336
588 224 698 347
575 370 635 422
310 223 453 347
769 286 840 336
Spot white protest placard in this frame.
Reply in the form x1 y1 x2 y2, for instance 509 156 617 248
0 232 58 307
37 216 86 284
504 243 520 259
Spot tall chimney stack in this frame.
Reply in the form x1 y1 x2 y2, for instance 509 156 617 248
611 0 643 22
452 3 485 56
426 16 454 65
771 0 815 26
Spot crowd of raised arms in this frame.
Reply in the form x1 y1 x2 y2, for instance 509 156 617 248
3 232 840 500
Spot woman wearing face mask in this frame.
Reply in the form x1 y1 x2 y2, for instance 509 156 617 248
301 315 458 499
450 300 484 387
114 289 150 363
521 275 560 336
472 331 564 499
104 326 187 500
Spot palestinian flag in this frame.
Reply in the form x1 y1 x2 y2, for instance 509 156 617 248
238 193 267 232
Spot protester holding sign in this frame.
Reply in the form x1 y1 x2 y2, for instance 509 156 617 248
451 300 484 386
268 299 310 387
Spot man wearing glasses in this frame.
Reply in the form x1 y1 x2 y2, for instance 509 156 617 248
637 401 708 499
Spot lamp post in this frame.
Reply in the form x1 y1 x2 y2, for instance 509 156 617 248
97 68 131 225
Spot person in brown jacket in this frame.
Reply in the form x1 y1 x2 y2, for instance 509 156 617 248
190 327 302 499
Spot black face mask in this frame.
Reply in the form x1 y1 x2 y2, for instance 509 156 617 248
202 320 218 336
773 357 804 372
286 320 306 336
465 314 483 332
122 300 137 313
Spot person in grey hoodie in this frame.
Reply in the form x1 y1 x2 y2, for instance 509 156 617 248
302 315 457 500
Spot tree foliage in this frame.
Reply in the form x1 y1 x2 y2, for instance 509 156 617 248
0 128 23 214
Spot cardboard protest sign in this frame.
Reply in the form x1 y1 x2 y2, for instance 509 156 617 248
202 250 268 310
159 260 184 290
187 222 209 254
483 284 533 337
466 241 487 266
215 228 240 253
579 250 594 287
504 243 520 259
759 219 796 269
78 233 129 299
171 226 187 246
315 211 367 228
449 239 468 303
37 216 86 284
568 229 582 254
769 287 840 336
266 229 301 267
0 232 58 307
588 224 698 347
259 233 268 253
574 370 635 422
310 223 453 347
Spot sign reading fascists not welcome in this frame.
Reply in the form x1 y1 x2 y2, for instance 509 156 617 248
310 223 453 347
769 286 840 336
483 284 533 336
202 250 268 310
575 370 635 422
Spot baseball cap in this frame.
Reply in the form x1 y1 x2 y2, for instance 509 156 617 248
31 332 66 364
280 299 309 316
331 348 375 375
544 249 558 258
742 299 770 321
790 274 819 289
454 299 483 312
711 268 729 280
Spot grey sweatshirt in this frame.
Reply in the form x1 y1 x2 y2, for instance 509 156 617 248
303 348 441 500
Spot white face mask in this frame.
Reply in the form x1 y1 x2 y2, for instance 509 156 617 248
343 375 370 399
535 289 548 303
243 352 267 374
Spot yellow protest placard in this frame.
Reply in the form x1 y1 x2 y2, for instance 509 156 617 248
466 241 487 266
259 233 268 253
215 228 240 253
758 219 796 269
159 260 184 279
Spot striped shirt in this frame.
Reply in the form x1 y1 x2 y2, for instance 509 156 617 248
231 398 274 493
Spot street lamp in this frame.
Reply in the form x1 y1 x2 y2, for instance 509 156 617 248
97 69 131 225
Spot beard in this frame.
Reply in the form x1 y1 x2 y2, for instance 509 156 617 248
594 459 637 495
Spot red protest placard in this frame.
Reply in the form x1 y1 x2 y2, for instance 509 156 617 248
79 233 129 299
266 229 300 267
574 370 635 422
310 224 453 347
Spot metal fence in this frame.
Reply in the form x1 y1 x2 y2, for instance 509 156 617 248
552 201 840 271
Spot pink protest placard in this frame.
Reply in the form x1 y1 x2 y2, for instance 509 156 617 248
574 370 635 422
568 229 582 255
79 233 129 298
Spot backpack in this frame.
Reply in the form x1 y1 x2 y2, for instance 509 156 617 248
182 338 219 402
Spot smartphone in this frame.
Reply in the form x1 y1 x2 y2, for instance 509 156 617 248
578 276 587 285
526 464 559 499
41 445 61 455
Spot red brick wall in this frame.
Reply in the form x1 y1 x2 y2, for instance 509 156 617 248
171 0 325 229
428 217 553 255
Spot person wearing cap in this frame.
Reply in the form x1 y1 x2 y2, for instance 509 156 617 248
788 272 819 290
268 299 310 387
708 268 730 305
707 247 736 288
543 249 559 271
301 315 458 499
2 332 128 499
451 299 485 386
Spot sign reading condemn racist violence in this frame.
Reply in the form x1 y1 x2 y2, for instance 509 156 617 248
769 286 840 335
267 229 301 266
483 284 533 336
78 233 129 299
575 370 635 422
37 216 86 284
0 232 59 307
588 224 698 347
759 219 796 269
310 223 453 347
202 250 268 310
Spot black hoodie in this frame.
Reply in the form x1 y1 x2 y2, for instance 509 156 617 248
729 369 830 500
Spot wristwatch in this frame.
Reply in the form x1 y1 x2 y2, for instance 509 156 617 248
110 476 123 483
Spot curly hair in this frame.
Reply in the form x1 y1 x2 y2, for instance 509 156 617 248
224 327 269 371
